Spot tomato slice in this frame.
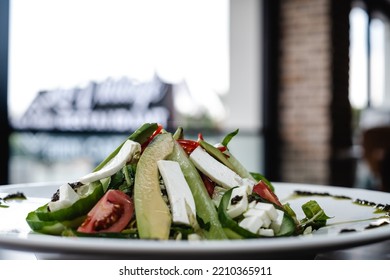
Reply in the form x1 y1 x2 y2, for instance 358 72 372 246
252 181 283 207
77 190 134 233
200 173 216 197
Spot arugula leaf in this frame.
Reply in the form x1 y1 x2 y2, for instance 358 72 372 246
107 164 136 196
300 200 332 230
221 129 239 147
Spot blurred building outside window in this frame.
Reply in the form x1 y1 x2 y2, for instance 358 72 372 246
8 0 263 184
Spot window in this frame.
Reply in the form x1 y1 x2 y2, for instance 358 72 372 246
349 5 390 110
349 7 368 109
8 0 229 130
6 0 264 184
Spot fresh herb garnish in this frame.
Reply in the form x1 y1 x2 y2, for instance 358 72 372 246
2 192 26 201
300 200 332 230
1 191 26 208
221 129 239 147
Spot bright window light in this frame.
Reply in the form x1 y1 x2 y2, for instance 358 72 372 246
8 0 229 125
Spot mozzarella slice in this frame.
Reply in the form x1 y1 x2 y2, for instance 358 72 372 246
189 146 243 189
48 183 80 212
79 140 141 184
157 160 196 225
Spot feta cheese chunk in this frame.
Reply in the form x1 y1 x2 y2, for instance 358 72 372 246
259 228 275 237
270 209 284 234
188 233 202 241
248 200 257 209
189 146 243 189
254 202 278 221
243 208 271 228
48 183 80 212
226 186 249 218
157 160 196 225
239 216 264 234
240 178 256 194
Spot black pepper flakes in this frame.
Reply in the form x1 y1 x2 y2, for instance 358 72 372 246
231 195 243 205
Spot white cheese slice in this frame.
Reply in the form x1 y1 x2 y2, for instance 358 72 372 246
79 140 141 184
243 208 272 228
248 200 257 209
157 160 196 225
48 183 80 212
240 178 256 194
270 209 284 234
189 146 243 189
187 233 202 241
226 186 248 218
254 202 278 221
239 216 264 234
259 228 275 237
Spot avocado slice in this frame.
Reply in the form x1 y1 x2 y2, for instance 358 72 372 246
134 133 174 239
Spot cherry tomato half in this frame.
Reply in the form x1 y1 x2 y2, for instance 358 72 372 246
77 190 134 233
252 181 283 207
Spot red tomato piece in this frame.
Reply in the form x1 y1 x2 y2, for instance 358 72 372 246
177 139 200 155
252 181 283 207
200 173 216 197
141 124 163 151
77 190 134 233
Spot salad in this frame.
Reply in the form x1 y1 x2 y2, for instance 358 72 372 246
26 123 330 240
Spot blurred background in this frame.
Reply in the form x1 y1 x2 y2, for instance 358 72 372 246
1 0 389 192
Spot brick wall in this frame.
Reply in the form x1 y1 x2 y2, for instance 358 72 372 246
278 0 352 185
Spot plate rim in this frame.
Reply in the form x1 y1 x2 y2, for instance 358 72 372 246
1 181 390 256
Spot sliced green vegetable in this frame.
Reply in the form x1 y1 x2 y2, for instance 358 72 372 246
134 133 174 240
199 140 236 171
35 181 103 222
275 212 296 237
62 229 138 239
224 151 255 180
283 202 300 226
26 211 86 235
168 141 227 240
172 126 184 140
93 123 158 172
223 227 244 239
218 188 258 238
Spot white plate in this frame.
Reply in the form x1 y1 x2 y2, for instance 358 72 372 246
0 182 389 258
